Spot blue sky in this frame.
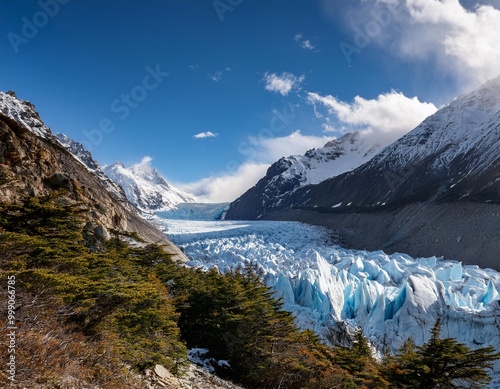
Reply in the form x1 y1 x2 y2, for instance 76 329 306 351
1 0 500 201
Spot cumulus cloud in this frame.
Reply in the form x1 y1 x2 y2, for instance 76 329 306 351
307 90 437 145
180 131 331 202
336 0 500 90
193 131 218 139
397 1 499 85
264 72 305 96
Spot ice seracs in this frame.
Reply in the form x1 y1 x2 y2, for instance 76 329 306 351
160 218 500 383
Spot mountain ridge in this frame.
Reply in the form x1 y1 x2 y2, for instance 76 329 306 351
225 131 383 219
225 76 500 270
103 157 196 213
0 90 186 261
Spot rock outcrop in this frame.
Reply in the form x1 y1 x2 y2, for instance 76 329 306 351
0 91 186 261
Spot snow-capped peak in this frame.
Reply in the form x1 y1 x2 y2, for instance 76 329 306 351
226 131 383 220
297 131 382 185
0 91 52 139
103 157 196 213
375 74 500 174
129 156 169 185
269 131 383 189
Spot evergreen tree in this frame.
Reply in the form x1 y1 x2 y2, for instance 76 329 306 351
383 319 500 388
334 329 389 388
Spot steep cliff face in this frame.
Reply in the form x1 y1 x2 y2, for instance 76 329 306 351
0 91 185 260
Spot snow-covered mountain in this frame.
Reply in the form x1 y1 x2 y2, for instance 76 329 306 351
225 132 382 219
103 157 196 213
231 75 500 219
278 132 382 186
227 76 500 220
225 76 500 270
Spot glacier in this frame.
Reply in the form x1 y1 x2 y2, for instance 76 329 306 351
157 216 500 384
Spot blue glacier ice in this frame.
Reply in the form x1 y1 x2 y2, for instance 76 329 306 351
157 217 500 385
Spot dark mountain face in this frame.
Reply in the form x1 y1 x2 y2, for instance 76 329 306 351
225 77 500 270
227 158 301 220
289 78 500 213
225 132 382 220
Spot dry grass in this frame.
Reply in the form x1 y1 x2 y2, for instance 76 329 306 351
0 289 146 388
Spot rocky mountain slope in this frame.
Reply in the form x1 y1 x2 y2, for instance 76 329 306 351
0 91 185 261
56 132 129 203
225 132 382 219
104 158 196 213
0 90 257 389
226 76 500 270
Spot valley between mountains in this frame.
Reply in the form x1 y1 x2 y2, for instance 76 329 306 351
1 77 500 388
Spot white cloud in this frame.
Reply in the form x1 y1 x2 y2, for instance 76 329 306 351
294 33 317 51
180 131 331 202
208 67 231 82
397 1 500 86
208 71 222 82
338 0 500 90
263 72 305 96
193 131 218 139
301 40 316 50
322 123 336 133
307 90 437 145
246 130 330 163
178 163 269 203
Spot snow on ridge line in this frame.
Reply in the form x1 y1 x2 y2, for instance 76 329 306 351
160 218 500 380
0 91 51 139
103 158 196 213
55 133 128 202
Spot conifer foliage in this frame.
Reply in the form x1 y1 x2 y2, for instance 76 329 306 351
1 193 499 388
383 319 500 388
